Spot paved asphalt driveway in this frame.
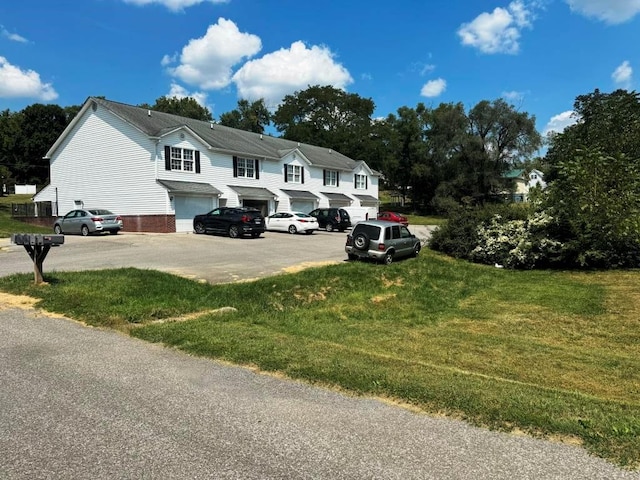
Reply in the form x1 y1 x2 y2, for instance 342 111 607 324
0 227 433 284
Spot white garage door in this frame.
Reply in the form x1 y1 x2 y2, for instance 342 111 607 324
290 201 315 214
175 196 215 232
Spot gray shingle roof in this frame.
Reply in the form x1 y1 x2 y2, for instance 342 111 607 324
157 180 222 195
92 97 363 171
280 189 319 200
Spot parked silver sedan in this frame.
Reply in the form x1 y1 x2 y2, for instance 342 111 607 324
265 212 319 234
53 208 123 236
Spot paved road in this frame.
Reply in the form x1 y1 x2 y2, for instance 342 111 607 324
2 307 638 480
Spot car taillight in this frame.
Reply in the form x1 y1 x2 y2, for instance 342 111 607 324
116 216 122 221
378 243 386 251
241 214 250 222
91 217 103 222
346 236 353 246
299 219 309 223
334 215 340 222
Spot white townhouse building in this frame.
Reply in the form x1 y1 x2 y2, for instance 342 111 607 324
34 97 380 232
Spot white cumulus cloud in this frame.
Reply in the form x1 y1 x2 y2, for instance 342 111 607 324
457 0 536 54
0 57 58 101
167 82 209 108
543 110 578 136
165 18 261 90
612 60 633 88
122 0 228 12
232 41 353 106
565 0 640 24
420 78 447 98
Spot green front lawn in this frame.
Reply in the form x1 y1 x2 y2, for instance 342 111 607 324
1 250 638 468
0 194 51 237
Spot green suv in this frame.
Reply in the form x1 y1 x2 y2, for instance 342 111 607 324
345 220 421 264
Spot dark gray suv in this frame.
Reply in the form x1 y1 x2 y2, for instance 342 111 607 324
308 208 351 232
345 220 421 264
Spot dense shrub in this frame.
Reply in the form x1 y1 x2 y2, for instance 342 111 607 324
428 204 528 261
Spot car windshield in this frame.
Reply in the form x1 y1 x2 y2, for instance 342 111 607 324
353 224 381 240
88 209 113 215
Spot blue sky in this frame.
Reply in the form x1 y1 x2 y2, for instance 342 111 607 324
1 0 639 138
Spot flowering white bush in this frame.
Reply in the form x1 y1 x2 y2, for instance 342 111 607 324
471 211 563 269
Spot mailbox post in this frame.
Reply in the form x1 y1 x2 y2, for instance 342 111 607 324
11 233 65 284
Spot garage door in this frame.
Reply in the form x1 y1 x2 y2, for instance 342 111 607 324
175 196 215 232
290 201 314 214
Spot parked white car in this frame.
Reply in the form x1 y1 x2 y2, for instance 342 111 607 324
266 212 319 234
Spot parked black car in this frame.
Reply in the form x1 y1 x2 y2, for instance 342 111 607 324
193 207 265 238
308 208 351 232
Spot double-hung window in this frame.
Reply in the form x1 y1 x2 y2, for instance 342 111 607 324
355 174 367 189
168 147 196 172
233 156 259 179
237 158 255 178
287 164 302 183
324 169 339 187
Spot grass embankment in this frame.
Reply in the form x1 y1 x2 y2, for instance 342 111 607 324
0 250 638 467
0 194 50 237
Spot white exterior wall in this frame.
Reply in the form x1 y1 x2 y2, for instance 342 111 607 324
39 106 169 216
37 102 380 228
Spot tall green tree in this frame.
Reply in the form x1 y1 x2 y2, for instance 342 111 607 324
17 104 69 185
219 99 271 134
139 96 213 121
545 89 640 180
272 85 375 160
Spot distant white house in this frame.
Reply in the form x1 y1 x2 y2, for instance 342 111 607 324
34 97 380 232
503 168 547 202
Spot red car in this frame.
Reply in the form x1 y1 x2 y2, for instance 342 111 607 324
376 211 409 226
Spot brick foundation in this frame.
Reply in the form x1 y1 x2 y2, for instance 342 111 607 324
14 215 176 233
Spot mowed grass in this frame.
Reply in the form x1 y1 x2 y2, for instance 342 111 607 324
0 251 639 467
0 194 51 237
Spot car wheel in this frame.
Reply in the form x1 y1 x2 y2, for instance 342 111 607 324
413 243 421 257
54 225 62 234
325 223 334 232
228 225 240 238
81 225 90 237
353 233 369 251
288 225 297 234
382 252 394 265
194 222 206 234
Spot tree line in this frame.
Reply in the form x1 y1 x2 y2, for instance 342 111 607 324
5 85 631 217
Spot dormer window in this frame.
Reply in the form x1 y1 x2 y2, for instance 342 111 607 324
164 146 200 173
285 164 304 183
355 174 367 189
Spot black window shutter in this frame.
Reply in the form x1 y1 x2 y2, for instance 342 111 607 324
164 146 171 170
354 175 357 188
365 176 368 189
233 156 238 177
284 165 288 182
255 159 259 179
323 169 326 186
337 172 340 187
301 167 305 184
195 151 201 173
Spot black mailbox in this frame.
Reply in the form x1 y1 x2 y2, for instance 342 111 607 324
10 233 65 284
11 233 64 246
